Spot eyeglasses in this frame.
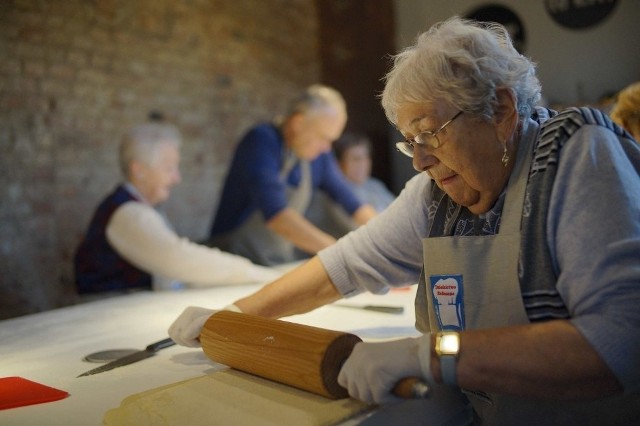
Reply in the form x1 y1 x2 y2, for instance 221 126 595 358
395 111 464 158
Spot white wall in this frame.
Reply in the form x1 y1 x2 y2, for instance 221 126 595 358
389 0 640 191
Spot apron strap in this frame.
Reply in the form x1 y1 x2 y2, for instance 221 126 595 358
280 150 312 214
499 120 539 234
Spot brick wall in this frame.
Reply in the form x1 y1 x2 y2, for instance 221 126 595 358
0 0 321 319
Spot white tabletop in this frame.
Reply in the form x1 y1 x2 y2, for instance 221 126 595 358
0 282 419 425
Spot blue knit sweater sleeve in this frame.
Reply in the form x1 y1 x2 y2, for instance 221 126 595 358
314 152 363 216
550 125 640 392
211 124 288 235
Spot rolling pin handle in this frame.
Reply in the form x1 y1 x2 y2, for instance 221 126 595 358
392 377 431 399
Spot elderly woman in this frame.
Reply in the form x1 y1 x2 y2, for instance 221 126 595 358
74 121 281 294
168 18 640 423
610 81 640 141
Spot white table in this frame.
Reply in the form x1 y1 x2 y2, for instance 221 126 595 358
0 282 419 425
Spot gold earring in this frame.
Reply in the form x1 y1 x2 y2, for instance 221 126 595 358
501 145 509 167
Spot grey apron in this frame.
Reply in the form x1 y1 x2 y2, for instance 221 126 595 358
214 150 312 266
415 120 640 424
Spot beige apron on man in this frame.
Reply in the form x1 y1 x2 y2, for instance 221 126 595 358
415 119 637 424
214 150 312 266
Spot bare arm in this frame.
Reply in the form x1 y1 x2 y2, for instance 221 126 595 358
266 207 337 254
234 256 342 318
351 204 377 226
434 320 621 400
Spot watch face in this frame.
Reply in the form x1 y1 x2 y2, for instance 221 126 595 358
439 333 460 355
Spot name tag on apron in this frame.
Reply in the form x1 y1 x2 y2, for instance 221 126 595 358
430 274 465 331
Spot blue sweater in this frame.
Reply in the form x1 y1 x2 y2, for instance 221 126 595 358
210 123 362 237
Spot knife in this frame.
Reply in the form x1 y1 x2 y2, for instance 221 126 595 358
77 337 175 377
333 304 404 314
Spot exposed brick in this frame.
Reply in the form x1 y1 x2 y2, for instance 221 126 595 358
66 49 90 68
0 58 22 76
23 59 46 77
0 0 322 319
49 63 76 81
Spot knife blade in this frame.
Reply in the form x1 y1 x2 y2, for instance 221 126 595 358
77 337 175 377
333 304 405 314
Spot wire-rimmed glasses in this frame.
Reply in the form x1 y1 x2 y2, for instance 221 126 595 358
395 111 464 158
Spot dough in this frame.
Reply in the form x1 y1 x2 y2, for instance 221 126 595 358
104 369 371 425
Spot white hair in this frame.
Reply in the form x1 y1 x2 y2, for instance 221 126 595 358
286 84 347 119
119 122 181 178
381 17 541 124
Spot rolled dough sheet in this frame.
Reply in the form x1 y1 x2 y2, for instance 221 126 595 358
104 369 371 425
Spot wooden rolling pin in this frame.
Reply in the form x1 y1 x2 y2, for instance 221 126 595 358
200 311 428 400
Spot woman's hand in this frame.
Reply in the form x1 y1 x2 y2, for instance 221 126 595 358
337 336 431 403
168 304 241 347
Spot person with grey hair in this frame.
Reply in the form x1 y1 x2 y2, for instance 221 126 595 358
169 17 640 423
207 84 377 266
74 119 282 294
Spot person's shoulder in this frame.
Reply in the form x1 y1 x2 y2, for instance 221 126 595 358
541 107 623 137
243 123 279 142
112 200 149 216
110 201 163 228
366 177 390 189
314 150 337 165
534 106 635 161
406 172 429 187
92 185 131 210
395 173 430 201
238 123 281 153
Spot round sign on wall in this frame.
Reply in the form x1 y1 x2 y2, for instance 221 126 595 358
545 0 618 30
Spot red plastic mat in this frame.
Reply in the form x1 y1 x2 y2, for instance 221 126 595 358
0 377 69 410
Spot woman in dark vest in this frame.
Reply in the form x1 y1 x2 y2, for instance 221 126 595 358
74 120 280 295
168 17 640 423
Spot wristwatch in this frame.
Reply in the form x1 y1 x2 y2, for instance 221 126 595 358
435 331 460 386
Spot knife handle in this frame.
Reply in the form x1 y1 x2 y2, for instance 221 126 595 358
146 337 176 352
393 377 430 398
364 305 404 314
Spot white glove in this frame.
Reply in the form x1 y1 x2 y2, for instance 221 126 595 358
168 304 241 347
337 334 432 404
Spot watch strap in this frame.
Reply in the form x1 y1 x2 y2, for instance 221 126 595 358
440 354 457 385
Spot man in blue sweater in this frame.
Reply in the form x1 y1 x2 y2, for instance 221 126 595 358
208 85 376 266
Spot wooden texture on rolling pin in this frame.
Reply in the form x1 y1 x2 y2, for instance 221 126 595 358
200 311 362 399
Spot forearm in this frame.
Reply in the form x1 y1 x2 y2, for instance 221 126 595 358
351 204 377 226
440 320 621 399
266 208 337 253
234 256 342 318
108 203 280 285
